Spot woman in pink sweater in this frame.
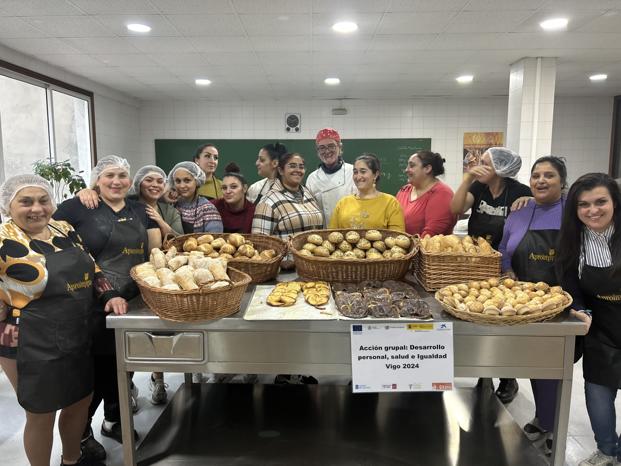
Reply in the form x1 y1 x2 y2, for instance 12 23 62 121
396 151 456 236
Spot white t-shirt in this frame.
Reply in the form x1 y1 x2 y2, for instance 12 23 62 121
246 178 276 204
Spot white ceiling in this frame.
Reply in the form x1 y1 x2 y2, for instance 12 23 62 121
1 0 621 101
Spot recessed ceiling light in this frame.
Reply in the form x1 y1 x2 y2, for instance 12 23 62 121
127 23 151 33
589 74 608 82
195 78 212 86
540 18 568 31
324 77 340 85
456 75 474 84
332 21 358 33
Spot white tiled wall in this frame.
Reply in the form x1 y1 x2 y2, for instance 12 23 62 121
137 96 613 191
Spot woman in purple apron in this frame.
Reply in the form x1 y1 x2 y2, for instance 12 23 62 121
0 175 126 466
557 173 621 466
499 156 568 455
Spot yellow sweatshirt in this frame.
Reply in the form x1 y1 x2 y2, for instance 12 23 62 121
328 193 405 231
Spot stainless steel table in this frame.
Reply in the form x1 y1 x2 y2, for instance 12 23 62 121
108 285 586 466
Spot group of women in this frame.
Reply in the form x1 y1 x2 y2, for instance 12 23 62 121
0 129 619 466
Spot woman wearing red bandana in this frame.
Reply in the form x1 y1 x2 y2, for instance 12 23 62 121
306 128 356 225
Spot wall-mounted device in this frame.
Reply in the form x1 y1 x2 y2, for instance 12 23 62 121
285 113 301 132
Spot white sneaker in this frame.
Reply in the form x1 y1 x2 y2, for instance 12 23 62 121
578 450 616 466
130 383 139 413
149 376 168 405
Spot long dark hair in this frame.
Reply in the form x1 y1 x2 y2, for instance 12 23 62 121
556 172 621 280
261 142 287 162
415 150 445 176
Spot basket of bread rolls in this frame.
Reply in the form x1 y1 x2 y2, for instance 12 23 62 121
163 233 286 283
414 234 502 291
130 246 252 322
290 229 418 282
434 277 572 325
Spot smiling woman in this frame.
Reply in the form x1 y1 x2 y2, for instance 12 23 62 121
328 153 405 231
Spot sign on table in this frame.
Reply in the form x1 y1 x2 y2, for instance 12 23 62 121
350 322 454 393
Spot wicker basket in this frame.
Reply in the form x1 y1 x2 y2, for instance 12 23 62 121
414 249 502 291
290 229 418 282
434 289 573 326
130 266 252 322
163 233 287 283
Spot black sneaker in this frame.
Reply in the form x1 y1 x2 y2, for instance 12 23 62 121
495 378 519 404
100 421 139 444
61 450 105 466
523 418 547 441
475 377 494 391
543 433 553 456
274 374 318 384
80 426 106 461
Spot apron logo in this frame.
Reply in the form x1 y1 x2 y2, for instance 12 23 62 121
476 200 507 217
529 249 555 262
66 274 92 292
122 242 144 255
596 293 621 302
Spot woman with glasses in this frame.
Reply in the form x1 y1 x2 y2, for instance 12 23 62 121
247 142 287 205
252 152 323 269
306 128 356 225
329 153 405 231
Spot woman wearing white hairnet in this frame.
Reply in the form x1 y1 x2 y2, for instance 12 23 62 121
450 147 531 404
53 155 161 460
0 174 125 466
78 165 183 238
168 161 223 234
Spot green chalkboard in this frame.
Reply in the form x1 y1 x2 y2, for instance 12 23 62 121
154 138 431 196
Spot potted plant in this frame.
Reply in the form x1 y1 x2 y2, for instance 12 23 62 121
33 159 86 203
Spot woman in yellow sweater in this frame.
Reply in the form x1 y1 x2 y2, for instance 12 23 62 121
329 153 405 231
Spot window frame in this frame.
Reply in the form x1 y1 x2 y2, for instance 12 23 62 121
0 58 97 169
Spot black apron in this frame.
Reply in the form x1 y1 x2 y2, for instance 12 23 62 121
17 226 95 413
91 205 147 354
579 263 621 388
179 196 208 234
468 187 509 249
510 204 559 285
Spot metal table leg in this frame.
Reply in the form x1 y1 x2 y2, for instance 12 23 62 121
550 335 577 466
115 328 137 466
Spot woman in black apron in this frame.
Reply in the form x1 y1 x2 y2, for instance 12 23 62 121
54 155 161 461
499 156 567 455
557 173 621 466
0 175 125 466
450 147 531 403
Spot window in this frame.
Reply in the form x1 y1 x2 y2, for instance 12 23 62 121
0 65 95 186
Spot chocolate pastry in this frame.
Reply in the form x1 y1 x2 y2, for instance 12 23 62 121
397 299 431 319
369 303 400 318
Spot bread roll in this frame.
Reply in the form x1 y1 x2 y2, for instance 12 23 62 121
395 235 411 249
164 246 177 262
307 234 324 246
167 255 189 271
211 238 226 250
197 243 214 255
313 246 330 257
328 232 344 244
156 268 176 286
345 231 360 244
197 234 214 244
174 265 198 290
220 243 236 255
183 237 198 252
193 268 214 286
150 248 166 269
321 240 335 253
228 233 245 248
365 230 382 241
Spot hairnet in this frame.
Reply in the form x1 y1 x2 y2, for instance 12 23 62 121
486 147 522 178
0 174 56 216
90 155 131 188
129 165 167 196
168 161 206 187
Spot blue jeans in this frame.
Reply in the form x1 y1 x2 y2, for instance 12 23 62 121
585 381 620 457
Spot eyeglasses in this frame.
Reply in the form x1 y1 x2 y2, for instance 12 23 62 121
316 143 338 153
286 163 305 170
